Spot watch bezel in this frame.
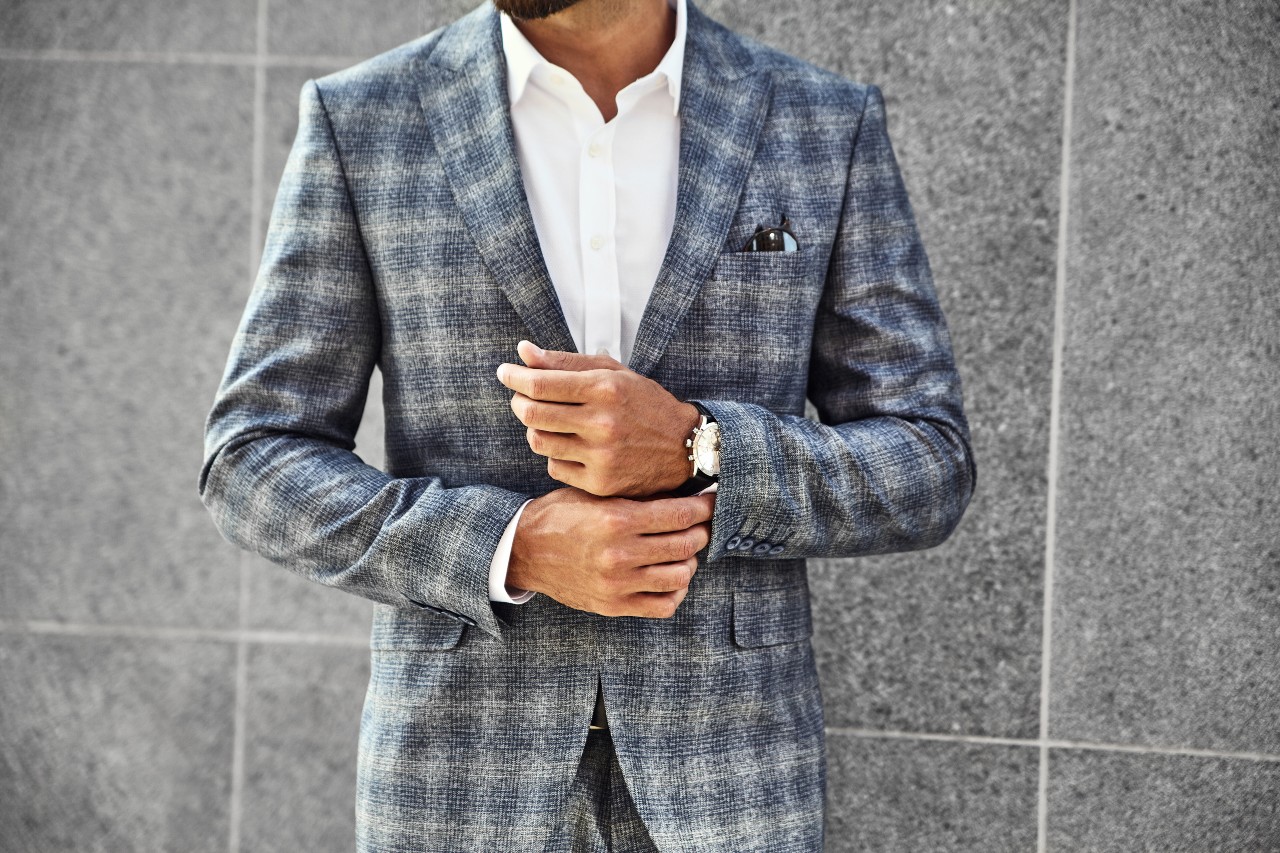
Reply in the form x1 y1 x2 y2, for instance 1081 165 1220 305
692 420 721 476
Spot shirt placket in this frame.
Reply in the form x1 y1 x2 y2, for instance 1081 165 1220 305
573 107 620 361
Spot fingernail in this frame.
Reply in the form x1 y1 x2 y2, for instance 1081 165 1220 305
495 364 506 381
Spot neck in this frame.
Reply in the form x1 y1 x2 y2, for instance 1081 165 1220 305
511 0 675 122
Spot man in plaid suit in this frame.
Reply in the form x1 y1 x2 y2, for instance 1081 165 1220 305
199 0 975 848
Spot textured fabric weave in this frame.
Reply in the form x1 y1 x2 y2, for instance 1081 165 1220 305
198 1 976 850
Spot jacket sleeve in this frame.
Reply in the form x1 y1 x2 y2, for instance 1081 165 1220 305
692 84 976 564
198 79 528 639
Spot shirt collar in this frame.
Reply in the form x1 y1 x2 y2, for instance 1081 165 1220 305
500 0 686 115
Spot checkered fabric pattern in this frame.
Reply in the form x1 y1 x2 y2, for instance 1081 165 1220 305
199 2 975 849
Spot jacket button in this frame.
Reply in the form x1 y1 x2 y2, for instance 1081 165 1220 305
768 544 785 556
725 536 741 550
737 537 755 551
752 542 772 555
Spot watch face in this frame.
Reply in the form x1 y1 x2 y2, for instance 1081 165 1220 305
694 423 721 476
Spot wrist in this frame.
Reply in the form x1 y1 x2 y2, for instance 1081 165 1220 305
505 495 544 596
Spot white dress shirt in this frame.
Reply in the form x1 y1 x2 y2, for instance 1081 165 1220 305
488 0 687 603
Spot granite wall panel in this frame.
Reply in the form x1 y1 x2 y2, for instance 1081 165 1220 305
826 735 1039 852
0 0 256 54
239 643 370 852
0 59 252 629
1050 0 1280 755
1047 749 1280 852
0 635 236 852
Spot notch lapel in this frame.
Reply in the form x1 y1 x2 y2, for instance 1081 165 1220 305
626 2 772 377
411 5 577 355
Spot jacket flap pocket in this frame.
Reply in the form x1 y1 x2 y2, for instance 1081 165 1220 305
732 584 813 648
371 604 467 651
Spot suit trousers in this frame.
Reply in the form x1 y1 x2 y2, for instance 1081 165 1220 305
552 726 660 853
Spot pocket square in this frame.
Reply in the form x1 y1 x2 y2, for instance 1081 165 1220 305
741 215 799 252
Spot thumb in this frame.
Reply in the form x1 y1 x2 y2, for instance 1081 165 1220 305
517 340 624 371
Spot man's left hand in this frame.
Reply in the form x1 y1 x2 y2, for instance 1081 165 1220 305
496 340 701 498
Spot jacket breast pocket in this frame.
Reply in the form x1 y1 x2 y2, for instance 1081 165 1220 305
731 584 813 648
370 604 467 651
695 250 822 390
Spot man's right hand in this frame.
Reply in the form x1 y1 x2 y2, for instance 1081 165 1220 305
505 488 715 619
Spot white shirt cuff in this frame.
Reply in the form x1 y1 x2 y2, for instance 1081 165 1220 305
489 499 536 604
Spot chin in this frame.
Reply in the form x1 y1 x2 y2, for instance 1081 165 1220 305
491 0 586 20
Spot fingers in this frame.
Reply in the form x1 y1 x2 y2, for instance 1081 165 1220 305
637 522 711 564
497 362 599 403
510 392 589 434
597 560 696 619
525 426 587 462
599 522 709 573
623 587 690 620
517 340 623 372
629 493 717 534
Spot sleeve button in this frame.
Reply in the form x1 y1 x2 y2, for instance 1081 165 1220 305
768 544 785 556
737 537 755 551
725 536 742 550
752 542 772 555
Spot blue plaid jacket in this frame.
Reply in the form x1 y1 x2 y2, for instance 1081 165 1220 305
199 2 975 849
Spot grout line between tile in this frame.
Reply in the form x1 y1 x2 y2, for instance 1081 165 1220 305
0 47 362 68
0 618 369 647
248 11 268 286
1039 0 1079 848
825 727 1280 764
228 597 249 853
230 2 270 848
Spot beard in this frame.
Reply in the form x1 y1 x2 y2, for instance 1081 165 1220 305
491 0 586 20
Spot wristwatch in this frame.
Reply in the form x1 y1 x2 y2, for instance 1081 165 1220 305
673 402 720 497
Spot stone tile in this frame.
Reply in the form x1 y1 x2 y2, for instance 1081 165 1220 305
240 642 371 852
1050 0 1280 752
267 0 478 59
826 734 1039 852
244 555 376 637
0 60 253 628
0 0 256 53
0 634 235 853
755 0 1068 738
1047 749 1280 851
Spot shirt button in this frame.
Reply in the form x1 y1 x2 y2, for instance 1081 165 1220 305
588 142 603 158
590 235 605 250
551 73 567 86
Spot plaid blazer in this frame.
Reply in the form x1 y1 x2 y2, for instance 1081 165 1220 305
199 1 975 849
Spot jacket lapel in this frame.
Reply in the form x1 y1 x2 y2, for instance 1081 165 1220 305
627 2 771 377
411 4 577 355
411 1 772 372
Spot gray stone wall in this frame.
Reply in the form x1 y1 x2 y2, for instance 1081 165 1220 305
1 0 1275 850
